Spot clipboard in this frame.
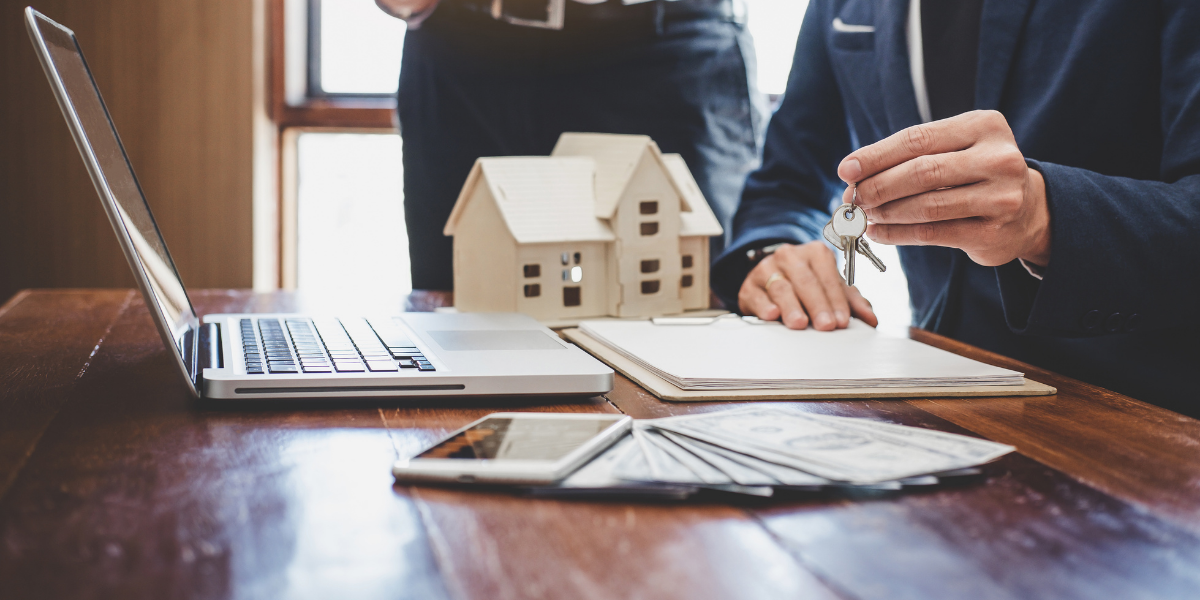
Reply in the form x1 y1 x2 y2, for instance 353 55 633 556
562 328 1057 402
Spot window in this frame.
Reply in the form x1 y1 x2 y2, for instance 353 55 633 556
273 0 403 290
561 252 570 265
523 264 540 278
570 266 583 282
295 133 407 294
641 280 661 294
573 252 581 264
681 275 694 288
524 284 541 297
640 259 660 273
563 286 581 307
640 222 659 236
682 255 694 269
639 201 658 215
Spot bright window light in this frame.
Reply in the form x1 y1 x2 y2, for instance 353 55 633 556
319 0 405 94
571 266 583 282
296 132 410 295
745 0 809 96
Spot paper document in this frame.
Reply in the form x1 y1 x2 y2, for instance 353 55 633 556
578 318 1023 390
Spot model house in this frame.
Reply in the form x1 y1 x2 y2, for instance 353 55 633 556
443 132 723 323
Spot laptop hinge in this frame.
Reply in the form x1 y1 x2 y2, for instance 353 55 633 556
197 322 222 385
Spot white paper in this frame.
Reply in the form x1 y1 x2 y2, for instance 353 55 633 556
579 318 1023 390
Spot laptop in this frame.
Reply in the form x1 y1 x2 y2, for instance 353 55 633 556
24 8 613 400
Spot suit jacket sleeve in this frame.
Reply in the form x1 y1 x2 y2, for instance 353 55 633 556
996 0 1200 337
710 0 852 309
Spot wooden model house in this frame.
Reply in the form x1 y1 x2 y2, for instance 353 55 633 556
443 133 723 323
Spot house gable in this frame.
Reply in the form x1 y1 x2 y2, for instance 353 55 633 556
451 181 518 313
551 133 690 219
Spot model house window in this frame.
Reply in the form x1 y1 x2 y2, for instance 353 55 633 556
640 259 660 273
563 286 581 306
570 266 583 282
681 275 694 288
523 264 540 278
561 252 570 265
682 255 694 269
573 252 581 264
524 284 540 297
562 269 570 281
641 280 661 294
639 201 658 215
640 222 659 236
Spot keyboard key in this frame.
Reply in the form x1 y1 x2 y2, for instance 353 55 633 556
334 363 365 373
302 366 332 373
269 365 298 373
366 361 399 372
416 363 435 372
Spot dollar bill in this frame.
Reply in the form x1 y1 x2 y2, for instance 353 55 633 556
649 407 1012 484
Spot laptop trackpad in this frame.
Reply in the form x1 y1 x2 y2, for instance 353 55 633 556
427 330 565 351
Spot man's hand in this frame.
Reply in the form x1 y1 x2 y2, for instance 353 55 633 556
838 110 1051 268
738 241 877 330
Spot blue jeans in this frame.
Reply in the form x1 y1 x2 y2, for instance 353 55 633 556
397 0 765 290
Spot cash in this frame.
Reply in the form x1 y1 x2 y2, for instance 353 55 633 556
532 406 1009 498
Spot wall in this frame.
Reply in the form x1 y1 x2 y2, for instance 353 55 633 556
0 1 263 304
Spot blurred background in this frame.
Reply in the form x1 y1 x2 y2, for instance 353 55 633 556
0 0 908 333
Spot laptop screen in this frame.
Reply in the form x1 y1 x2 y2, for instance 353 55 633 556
27 11 200 380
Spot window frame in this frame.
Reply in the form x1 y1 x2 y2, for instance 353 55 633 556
268 0 399 288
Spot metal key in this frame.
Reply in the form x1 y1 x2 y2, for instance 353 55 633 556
856 237 887 273
830 204 868 285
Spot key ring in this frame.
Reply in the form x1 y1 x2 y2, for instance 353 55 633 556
844 183 860 221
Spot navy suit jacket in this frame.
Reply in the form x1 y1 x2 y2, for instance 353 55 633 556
713 0 1200 414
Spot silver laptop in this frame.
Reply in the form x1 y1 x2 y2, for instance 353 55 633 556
24 8 613 400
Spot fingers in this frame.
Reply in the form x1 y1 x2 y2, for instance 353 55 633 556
796 245 852 329
838 111 1003 184
862 184 985 224
853 151 984 210
738 242 859 331
764 273 809 329
738 266 781 322
778 258 838 330
846 285 878 328
867 218 988 253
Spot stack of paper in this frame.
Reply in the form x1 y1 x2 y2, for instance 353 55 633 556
530 406 1014 498
577 318 1024 390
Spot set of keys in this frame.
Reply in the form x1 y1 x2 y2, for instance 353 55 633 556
823 191 885 286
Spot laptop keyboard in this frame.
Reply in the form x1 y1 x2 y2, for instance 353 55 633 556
240 317 436 375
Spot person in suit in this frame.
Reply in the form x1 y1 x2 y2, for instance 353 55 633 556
712 0 1200 414
377 0 765 296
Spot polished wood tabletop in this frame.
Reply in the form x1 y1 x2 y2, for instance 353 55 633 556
2 289 1198 600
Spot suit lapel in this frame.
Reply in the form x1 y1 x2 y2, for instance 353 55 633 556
876 0 922 133
975 0 1035 110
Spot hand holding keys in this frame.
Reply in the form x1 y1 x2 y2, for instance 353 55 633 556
823 188 886 286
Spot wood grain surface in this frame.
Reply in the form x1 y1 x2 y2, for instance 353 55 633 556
1 289 1198 600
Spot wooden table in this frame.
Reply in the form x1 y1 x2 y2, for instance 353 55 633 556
2 289 1199 600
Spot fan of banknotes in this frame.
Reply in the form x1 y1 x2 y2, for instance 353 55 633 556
529 406 1015 499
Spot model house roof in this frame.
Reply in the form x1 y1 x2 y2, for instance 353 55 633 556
662 154 724 237
444 157 616 243
551 133 690 218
